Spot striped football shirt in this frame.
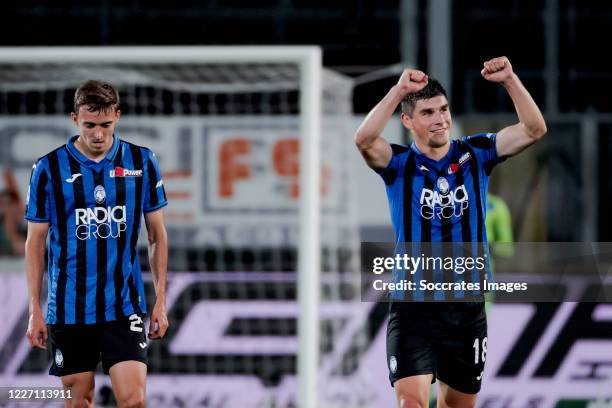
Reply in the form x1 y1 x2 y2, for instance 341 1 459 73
377 133 504 301
25 135 167 324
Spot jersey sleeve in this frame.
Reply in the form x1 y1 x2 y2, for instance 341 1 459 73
24 159 51 223
463 132 505 175
143 149 168 213
376 143 408 185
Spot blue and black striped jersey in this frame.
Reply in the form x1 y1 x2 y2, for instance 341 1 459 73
25 135 167 324
377 133 504 301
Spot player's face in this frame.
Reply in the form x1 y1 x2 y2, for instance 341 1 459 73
71 106 120 156
401 95 452 149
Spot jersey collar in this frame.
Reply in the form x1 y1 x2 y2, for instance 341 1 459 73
66 134 120 166
410 140 456 170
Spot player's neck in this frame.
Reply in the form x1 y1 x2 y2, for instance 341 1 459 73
74 137 111 163
414 140 451 162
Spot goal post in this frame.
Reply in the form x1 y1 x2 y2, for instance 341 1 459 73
295 48 322 408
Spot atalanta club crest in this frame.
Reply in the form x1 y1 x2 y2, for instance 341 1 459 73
389 356 397 373
94 185 106 204
436 177 450 194
55 349 64 368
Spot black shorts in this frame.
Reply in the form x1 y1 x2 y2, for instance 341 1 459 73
48 314 148 377
386 302 487 394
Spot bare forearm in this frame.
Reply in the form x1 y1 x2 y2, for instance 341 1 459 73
148 235 168 301
355 84 408 149
502 74 547 138
25 237 45 313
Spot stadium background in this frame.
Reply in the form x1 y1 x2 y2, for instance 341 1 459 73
0 1 611 407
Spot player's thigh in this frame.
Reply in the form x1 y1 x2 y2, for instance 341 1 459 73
60 372 95 408
100 313 148 374
387 308 437 408
102 315 148 407
109 360 147 407
394 374 434 408
436 305 487 396
437 379 477 408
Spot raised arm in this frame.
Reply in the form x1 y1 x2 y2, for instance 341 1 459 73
355 69 428 170
25 221 49 349
481 56 547 157
144 209 169 339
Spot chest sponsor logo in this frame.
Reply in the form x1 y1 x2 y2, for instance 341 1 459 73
448 163 460 174
447 152 471 174
74 206 127 240
459 152 471 165
110 166 143 178
419 183 469 220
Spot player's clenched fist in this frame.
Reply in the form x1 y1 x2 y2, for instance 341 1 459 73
397 69 428 95
481 56 514 83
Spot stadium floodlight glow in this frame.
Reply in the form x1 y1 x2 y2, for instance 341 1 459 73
0 45 323 408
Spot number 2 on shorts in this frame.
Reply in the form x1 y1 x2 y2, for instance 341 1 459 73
129 314 144 332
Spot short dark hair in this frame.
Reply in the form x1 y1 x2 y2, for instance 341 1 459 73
400 78 448 117
73 80 119 113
